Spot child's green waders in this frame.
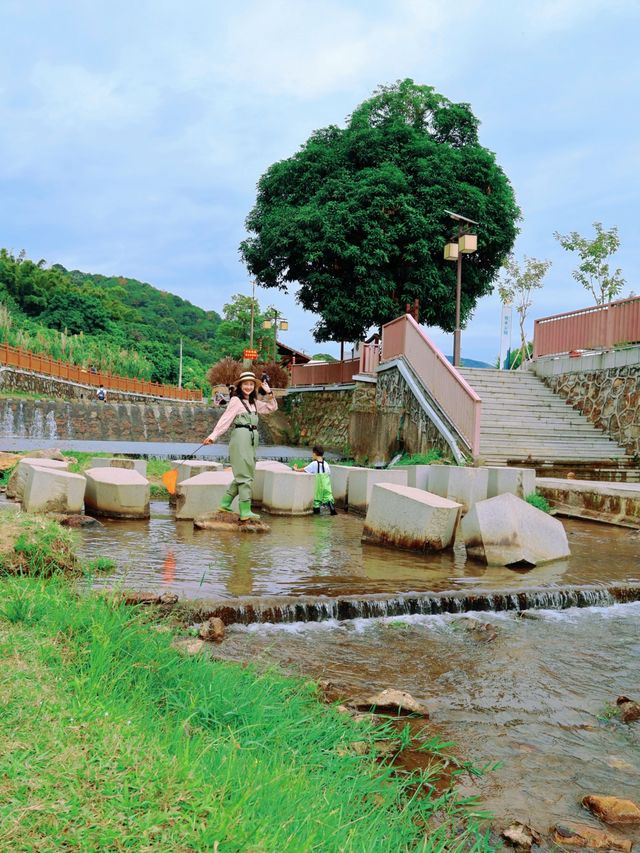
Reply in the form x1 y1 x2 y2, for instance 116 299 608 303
222 403 260 516
314 461 335 510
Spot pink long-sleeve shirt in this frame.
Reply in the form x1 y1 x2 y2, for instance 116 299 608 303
206 394 278 444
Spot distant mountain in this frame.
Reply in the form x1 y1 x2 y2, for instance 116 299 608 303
445 355 493 368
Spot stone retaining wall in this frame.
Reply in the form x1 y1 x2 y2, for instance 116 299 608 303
285 388 353 453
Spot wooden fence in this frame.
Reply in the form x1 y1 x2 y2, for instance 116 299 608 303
0 343 202 401
289 345 380 387
534 296 640 358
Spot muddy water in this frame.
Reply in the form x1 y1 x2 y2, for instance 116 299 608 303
216 605 640 839
82 501 640 600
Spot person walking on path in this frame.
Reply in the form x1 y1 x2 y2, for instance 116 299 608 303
96 384 107 401
293 445 337 515
203 371 277 521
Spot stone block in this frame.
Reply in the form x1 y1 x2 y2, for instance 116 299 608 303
461 492 570 567
6 458 70 501
84 467 150 519
89 457 147 476
175 471 236 520
428 465 488 513
347 468 409 515
404 464 431 491
362 484 461 551
486 466 536 499
262 470 315 515
22 466 86 514
329 465 369 508
252 461 291 504
175 459 223 485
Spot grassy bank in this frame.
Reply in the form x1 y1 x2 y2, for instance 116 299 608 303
0 518 493 851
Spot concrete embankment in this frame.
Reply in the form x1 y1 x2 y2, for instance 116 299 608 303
537 477 640 528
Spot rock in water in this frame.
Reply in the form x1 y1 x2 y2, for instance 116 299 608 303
552 822 632 851
616 695 640 723
198 617 225 642
194 511 270 533
582 795 640 825
353 689 429 717
501 821 542 851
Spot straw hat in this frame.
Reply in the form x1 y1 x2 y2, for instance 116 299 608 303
234 371 262 390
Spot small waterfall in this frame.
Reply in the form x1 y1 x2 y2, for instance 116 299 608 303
193 584 640 626
30 406 44 439
1 403 14 437
45 410 57 440
15 401 26 437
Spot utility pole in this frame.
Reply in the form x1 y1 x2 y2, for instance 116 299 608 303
178 337 183 387
250 279 255 350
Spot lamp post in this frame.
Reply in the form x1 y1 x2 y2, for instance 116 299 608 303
262 308 288 363
443 210 478 367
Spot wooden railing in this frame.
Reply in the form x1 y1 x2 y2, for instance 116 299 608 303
381 314 481 456
0 343 202 401
290 344 379 387
534 296 640 358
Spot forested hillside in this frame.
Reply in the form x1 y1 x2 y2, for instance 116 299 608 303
0 249 222 389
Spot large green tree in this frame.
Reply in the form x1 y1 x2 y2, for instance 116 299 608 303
240 79 520 342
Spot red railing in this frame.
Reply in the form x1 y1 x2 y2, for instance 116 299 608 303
290 344 380 387
534 296 640 358
381 314 481 456
0 343 202 401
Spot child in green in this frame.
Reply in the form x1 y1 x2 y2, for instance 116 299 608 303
203 371 277 521
294 445 337 515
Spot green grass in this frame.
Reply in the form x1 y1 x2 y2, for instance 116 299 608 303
525 492 551 513
393 450 445 466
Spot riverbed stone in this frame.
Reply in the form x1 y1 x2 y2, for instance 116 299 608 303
486 466 536 499
194 511 270 534
328 465 368 508
582 795 640 825
84 467 150 519
22 466 86 514
252 460 291 504
6 458 70 500
198 617 225 642
616 695 640 723
428 465 489 513
362 484 461 551
262 470 315 515
347 468 409 515
89 457 147 476
175 471 236 519
461 492 570 567
552 822 631 852
354 689 429 717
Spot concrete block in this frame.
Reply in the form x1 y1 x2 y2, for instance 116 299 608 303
22 466 85 514
329 465 368 508
347 468 409 515
486 466 536 499
89 457 147 476
362 484 461 551
7 458 70 501
262 470 315 515
428 465 488 513
461 492 570 567
175 471 236 520
84 467 150 519
174 459 224 484
404 465 431 491
252 461 291 505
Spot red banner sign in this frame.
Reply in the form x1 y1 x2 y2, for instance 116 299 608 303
243 348 258 360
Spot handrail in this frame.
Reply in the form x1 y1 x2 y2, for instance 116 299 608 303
290 343 380 387
534 296 640 357
381 314 481 455
0 342 202 401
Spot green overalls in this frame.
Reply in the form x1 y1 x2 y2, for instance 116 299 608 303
225 400 259 504
314 461 335 509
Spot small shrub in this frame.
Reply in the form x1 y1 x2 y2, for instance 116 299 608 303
85 557 116 574
394 449 444 466
525 492 551 513
150 483 169 499
206 357 243 388
254 360 290 389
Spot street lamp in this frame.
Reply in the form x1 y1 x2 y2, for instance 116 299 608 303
443 210 478 368
262 308 288 362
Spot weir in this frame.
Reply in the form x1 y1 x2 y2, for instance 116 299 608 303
176 583 640 626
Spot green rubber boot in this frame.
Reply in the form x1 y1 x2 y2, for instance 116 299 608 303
218 493 234 514
239 501 260 521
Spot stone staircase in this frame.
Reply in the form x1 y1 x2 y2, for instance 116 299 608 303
458 368 630 466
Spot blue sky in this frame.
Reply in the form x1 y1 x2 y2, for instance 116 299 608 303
1 0 639 363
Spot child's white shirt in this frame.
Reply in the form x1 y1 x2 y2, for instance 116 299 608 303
304 460 331 475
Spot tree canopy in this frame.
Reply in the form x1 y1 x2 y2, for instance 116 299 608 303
240 79 520 342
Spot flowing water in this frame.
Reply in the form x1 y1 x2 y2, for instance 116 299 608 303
70 503 640 836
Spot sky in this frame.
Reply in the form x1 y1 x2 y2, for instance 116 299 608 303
1 0 639 364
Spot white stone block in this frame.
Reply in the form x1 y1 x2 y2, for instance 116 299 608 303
262 470 315 515
486 466 536 499
404 464 431 491
7 458 70 501
362 483 461 551
22 466 85 514
175 459 224 484
89 457 147 476
252 461 291 504
461 492 570 567
84 467 150 519
428 465 488 513
347 468 409 515
175 471 236 520
329 465 368 508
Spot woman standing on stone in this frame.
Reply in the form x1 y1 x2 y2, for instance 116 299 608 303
202 371 277 521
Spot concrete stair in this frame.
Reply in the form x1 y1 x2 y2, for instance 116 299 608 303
458 368 630 466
